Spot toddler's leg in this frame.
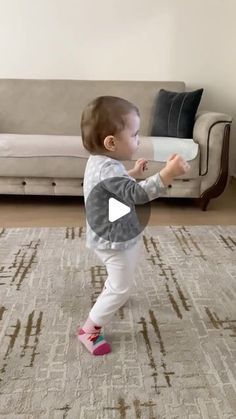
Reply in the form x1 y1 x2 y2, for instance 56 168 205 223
78 241 140 356
90 242 140 324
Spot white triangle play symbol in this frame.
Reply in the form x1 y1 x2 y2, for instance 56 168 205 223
108 197 131 222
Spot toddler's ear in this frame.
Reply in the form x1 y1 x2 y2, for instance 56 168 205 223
104 135 116 151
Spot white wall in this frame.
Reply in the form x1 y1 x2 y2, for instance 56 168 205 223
0 0 235 173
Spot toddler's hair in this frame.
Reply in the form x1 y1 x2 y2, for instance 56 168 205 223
81 96 139 154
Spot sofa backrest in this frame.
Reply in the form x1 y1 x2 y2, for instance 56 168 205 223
0 79 185 136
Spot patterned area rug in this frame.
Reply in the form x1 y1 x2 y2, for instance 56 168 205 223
0 226 236 419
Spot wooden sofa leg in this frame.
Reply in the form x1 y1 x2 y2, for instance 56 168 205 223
199 197 210 211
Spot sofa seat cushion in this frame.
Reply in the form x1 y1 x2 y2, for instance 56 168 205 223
0 133 200 179
0 134 89 178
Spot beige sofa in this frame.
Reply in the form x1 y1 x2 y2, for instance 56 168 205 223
0 79 232 210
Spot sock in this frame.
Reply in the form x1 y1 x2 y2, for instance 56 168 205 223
77 316 111 356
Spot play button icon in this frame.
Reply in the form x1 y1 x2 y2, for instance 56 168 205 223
85 177 151 243
108 198 131 222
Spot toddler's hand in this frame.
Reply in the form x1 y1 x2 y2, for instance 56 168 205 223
128 158 148 178
166 154 190 177
160 154 190 186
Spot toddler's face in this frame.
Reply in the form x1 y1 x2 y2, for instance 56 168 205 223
105 111 140 160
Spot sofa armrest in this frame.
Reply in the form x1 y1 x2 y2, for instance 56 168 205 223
193 111 232 176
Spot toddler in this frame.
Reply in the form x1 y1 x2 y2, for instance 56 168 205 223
77 96 189 355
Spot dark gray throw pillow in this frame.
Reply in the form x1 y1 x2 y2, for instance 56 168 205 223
151 88 204 138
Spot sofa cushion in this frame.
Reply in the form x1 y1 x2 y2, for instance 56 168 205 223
151 88 203 138
0 133 200 179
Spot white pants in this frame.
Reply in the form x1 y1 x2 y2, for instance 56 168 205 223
89 240 141 326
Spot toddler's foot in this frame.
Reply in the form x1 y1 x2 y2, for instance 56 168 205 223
77 317 111 356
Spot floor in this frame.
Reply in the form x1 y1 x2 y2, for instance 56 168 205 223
1 225 236 416
0 178 236 227
0 182 235 417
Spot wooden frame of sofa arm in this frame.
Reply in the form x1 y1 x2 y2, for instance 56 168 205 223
193 111 232 211
199 123 231 211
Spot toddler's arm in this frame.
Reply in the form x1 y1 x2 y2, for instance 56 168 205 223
100 154 189 204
